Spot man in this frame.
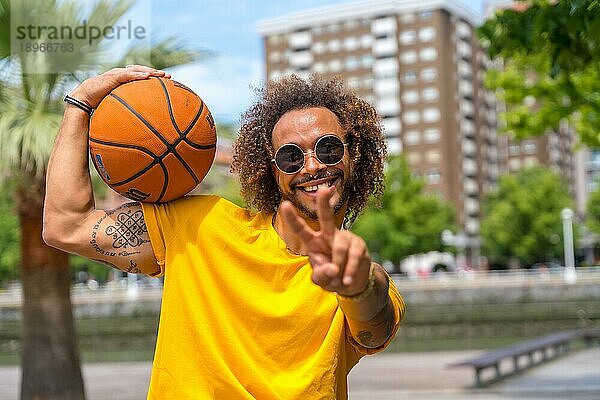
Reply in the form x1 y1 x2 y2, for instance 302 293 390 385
43 65 405 399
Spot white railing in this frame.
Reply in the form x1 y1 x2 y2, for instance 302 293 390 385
392 266 600 290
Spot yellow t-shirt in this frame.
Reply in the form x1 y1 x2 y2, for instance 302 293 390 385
141 195 404 399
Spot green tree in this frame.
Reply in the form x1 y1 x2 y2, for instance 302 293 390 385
0 1 201 398
481 166 573 267
0 182 20 284
352 156 455 265
478 0 600 146
586 181 600 236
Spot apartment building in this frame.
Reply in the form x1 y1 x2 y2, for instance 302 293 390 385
257 0 499 243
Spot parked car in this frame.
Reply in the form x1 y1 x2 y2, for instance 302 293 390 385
400 251 457 277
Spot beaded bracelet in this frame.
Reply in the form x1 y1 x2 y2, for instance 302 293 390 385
63 94 93 115
336 263 376 302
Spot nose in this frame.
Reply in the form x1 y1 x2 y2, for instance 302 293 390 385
302 150 327 176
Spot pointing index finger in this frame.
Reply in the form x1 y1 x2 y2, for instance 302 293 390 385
316 187 335 240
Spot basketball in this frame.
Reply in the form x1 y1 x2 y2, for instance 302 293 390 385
88 77 217 203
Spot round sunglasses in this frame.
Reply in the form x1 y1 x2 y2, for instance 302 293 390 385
272 134 348 174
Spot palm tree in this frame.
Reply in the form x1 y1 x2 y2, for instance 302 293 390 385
0 1 203 399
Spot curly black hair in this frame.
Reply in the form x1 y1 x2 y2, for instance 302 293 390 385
231 74 386 227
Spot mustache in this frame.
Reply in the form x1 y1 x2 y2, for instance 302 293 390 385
291 170 341 187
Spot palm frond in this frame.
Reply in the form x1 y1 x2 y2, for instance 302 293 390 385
0 103 61 180
0 0 205 184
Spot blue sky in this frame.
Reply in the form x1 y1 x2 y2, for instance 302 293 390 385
148 0 486 124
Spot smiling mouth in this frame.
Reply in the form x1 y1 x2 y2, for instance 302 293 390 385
295 176 339 193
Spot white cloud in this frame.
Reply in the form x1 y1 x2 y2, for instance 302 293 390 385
167 54 263 124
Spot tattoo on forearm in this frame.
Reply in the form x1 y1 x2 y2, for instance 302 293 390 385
105 209 148 248
89 207 148 257
126 259 141 274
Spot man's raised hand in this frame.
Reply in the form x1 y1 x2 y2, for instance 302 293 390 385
280 188 372 297
70 65 170 109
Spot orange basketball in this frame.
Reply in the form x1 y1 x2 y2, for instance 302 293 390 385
89 77 217 203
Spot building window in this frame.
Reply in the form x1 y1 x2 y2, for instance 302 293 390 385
343 37 359 51
372 17 397 37
427 150 440 163
399 30 416 45
360 34 373 48
509 144 520 155
419 47 437 62
400 50 417 64
328 39 341 52
312 41 326 54
345 56 359 70
387 137 402 155
404 130 420 145
422 107 440 123
328 59 342 72
344 20 359 30
422 87 439 102
373 38 397 57
407 151 421 164
313 62 327 73
269 52 282 63
327 24 340 33
361 54 374 68
418 27 436 42
426 169 441 184
382 117 401 135
423 128 440 143
400 13 416 24
456 21 471 39
403 111 420 125
373 58 398 77
347 77 360 89
402 90 419 104
524 157 538 167
402 70 417 83
523 141 537 154
509 158 522 171
421 67 438 81
419 10 433 20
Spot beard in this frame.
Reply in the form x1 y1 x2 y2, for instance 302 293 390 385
281 170 353 221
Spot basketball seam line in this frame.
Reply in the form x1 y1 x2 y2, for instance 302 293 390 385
155 78 214 150
110 91 201 187
156 79 204 184
90 138 162 186
159 79 206 138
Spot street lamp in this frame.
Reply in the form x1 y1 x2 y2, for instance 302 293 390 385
561 208 577 284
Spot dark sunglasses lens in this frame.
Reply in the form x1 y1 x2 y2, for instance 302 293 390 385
275 144 304 173
316 136 344 165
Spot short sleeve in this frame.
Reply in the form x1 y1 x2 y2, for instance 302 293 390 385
140 195 221 277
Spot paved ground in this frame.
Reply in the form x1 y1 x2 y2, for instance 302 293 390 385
1 348 599 399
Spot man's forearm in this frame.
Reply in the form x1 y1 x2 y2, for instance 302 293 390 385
43 106 95 243
337 264 396 348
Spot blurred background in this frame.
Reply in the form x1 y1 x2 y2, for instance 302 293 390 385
1 0 600 399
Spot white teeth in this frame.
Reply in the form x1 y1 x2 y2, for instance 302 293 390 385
302 182 333 192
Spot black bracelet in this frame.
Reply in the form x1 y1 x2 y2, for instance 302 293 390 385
63 94 93 115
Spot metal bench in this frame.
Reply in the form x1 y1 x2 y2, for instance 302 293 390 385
582 328 600 347
449 330 580 387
